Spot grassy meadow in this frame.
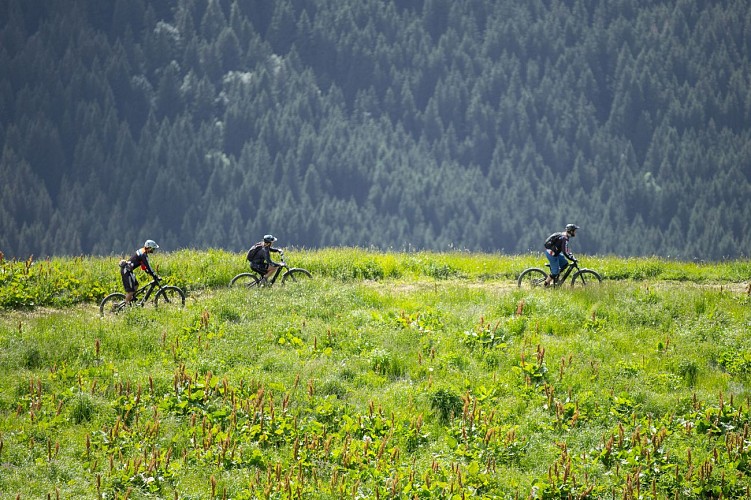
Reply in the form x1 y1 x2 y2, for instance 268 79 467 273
1 249 750 498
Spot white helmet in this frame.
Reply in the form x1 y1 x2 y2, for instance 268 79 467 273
144 239 159 250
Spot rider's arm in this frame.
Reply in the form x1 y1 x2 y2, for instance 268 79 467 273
563 239 575 261
262 247 281 266
140 253 157 277
269 247 284 265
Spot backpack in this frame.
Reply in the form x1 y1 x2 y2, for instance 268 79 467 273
544 232 562 250
246 242 263 262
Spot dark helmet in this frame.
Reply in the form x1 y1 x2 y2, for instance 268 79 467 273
565 224 580 234
263 234 277 243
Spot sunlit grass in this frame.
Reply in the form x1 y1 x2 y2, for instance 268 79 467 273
3 248 749 310
1 252 750 497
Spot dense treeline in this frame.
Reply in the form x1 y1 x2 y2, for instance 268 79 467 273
0 0 749 259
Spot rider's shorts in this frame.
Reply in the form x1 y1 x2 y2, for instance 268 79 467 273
545 250 568 277
251 263 269 275
121 266 138 293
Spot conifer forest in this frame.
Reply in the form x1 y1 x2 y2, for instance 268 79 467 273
1 0 749 259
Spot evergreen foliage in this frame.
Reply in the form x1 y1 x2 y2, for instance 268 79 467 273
0 0 749 259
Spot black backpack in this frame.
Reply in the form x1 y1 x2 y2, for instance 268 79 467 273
544 232 562 250
246 242 263 262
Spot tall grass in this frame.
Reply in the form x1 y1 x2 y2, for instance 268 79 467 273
1 248 749 310
0 251 750 497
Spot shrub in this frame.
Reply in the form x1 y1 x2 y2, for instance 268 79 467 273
430 388 463 423
70 392 96 424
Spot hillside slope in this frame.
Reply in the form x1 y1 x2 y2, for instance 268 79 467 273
2 253 751 497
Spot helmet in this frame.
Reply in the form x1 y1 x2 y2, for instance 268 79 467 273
144 239 159 250
263 234 277 243
565 224 580 233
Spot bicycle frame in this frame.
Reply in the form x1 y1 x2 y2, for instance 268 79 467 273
101 273 185 316
551 261 578 285
250 249 288 284
252 263 286 284
232 250 312 289
517 259 601 288
132 280 160 305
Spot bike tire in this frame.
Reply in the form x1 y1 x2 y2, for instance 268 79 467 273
100 293 127 316
154 286 186 309
570 269 602 286
517 268 548 288
230 272 262 288
281 268 313 285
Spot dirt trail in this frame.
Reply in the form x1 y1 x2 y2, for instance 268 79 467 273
361 278 750 294
1 279 748 321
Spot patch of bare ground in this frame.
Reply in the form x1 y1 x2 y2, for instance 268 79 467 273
1 279 748 320
360 278 751 294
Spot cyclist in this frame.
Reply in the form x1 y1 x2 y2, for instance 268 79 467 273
543 224 579 286
246 234 284 283
120 239 159 303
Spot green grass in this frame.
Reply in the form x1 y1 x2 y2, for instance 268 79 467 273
1 250 750 498
2 249 749 310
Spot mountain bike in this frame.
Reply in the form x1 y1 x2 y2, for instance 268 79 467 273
230 251 312 288
100 275 185 316
517 260 602 289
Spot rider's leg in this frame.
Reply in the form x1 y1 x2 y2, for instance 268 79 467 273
544 250 559 286
550 255 568 284
250 264 268 283
122 270 137 303
265 265 278 281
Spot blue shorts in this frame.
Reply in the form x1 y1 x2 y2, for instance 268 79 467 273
544 250 568 276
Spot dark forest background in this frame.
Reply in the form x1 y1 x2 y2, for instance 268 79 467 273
1 0 749 259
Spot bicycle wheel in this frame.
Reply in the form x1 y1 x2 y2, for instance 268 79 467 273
230 272 262 288
517 268 548 288
281 268 313 285
570 269 602 286
100 293 126 316
154 286 186 309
